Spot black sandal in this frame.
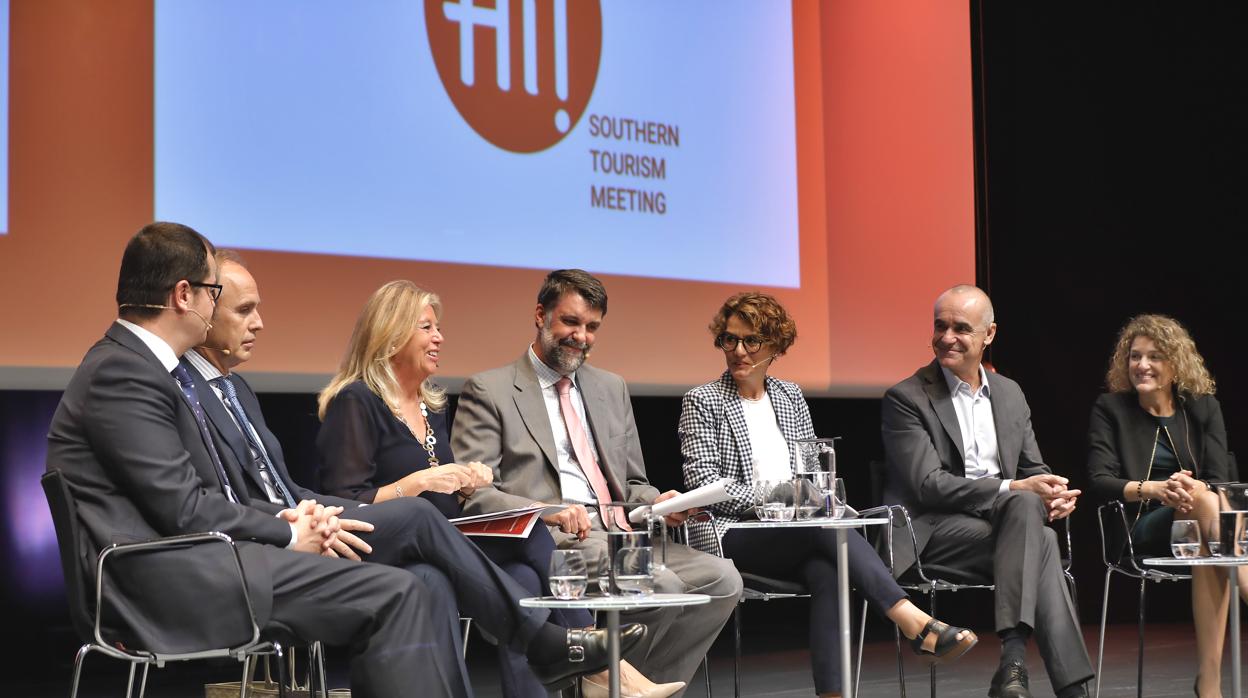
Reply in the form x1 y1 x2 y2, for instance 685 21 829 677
909 618 978 665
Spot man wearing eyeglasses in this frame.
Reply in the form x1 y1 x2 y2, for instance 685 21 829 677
881 285 1092 698
453 269 742 696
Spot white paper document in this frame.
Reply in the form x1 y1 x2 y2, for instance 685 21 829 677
628 477 735 524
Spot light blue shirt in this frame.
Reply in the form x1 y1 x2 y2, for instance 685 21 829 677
941 365 1012 494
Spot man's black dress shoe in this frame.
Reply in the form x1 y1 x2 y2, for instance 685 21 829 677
531 623 648 690
988 660 1032 698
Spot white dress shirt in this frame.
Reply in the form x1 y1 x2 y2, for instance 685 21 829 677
941 365 1011 494
528 346 600 507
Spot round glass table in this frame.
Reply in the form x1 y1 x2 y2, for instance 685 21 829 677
725 517 888 698
1145 556 1248 696
521 593 710 698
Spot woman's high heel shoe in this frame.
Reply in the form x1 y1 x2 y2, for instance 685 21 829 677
909 618 978 665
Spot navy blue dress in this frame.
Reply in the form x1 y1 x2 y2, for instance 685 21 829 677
317 381 593 697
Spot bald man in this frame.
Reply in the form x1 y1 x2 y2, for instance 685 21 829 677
880 285 1092 698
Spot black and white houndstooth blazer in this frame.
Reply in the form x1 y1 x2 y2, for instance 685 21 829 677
679 371 816 553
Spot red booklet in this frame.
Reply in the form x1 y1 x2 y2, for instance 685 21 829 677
450 505 546 538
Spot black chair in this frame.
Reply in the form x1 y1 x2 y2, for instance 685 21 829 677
1093 500 1190 698
42 469 326 698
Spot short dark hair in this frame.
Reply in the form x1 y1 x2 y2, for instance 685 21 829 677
537 269 608 316
116 222 216 320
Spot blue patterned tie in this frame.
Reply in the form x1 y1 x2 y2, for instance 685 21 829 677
211 375 297 508
171 364 239 503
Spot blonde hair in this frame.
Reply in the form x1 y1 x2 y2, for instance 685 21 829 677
1105 314 1215 396
318 281 446 419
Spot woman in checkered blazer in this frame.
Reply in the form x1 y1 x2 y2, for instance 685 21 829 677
679 292 977 697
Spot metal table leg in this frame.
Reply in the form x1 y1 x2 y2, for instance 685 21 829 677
608 609 621 698
1232 568 1241 698
839 527 853 698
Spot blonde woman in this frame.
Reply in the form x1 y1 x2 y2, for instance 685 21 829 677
1087 314 1236 697
317 281 674 698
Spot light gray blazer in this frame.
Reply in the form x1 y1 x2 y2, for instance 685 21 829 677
452 353 661 532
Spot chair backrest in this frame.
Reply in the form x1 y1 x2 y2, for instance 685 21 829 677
41 469 97 643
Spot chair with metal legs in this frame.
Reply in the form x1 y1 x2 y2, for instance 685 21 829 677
1093 500 1191 698
43 469 328 698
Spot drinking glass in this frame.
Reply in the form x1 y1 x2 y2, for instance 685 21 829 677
548 549 588 599
754 480 795 521
830 477 848 519
614 546 655 597
645 510 668 573
596 549 612 595
1170 519 1202 559
1216 483 1248 557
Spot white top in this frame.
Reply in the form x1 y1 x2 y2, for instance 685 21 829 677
528 345 599 507
740 393 792 483
942 365 1011 494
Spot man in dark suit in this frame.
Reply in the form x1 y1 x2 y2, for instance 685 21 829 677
881 285 1093 698
46 223 633 697
452 269 742 693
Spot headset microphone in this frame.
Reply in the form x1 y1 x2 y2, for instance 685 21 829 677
749 355 776 370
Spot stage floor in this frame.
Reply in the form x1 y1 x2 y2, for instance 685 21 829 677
20 623 1234 697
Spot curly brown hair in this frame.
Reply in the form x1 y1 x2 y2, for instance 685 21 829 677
708 292 798 355
1105 314 1215 396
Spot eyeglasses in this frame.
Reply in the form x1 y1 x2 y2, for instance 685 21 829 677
716 333 766 353
190 281 223 303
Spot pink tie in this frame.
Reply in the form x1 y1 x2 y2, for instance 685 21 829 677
555 376 631 531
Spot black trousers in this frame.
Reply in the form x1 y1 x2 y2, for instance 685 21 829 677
344 496 556 647
912 490 1094 690
723 526 906 694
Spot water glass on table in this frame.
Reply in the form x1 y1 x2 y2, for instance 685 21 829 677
549 549 588 599
1170 519 1202 559
755 480 796 521
614 546 655 597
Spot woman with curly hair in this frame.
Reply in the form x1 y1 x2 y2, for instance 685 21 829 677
1086 314 1237 697
680 292 976 698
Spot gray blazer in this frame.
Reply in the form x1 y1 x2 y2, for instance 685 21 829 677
880 360 1050 573
452 353 661 525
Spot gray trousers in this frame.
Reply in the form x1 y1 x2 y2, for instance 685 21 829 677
555 526 743 695
914 490 1094 691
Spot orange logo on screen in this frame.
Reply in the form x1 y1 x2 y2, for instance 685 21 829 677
426 0 602 153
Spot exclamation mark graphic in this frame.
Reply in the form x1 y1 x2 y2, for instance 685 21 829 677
552 0 570 132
